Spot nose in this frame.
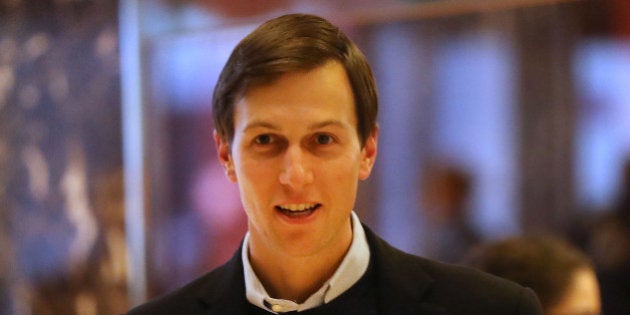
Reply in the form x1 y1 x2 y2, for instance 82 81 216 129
278 146 313 190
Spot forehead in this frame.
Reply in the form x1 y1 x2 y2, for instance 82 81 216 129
234 61 356 121
242 59 341 94
243 60 349 95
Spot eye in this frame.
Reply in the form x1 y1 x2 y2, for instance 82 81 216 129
315 133 333 145
254 134 273 145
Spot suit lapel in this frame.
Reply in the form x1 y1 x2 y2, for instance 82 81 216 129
195 227 447 314
363 225 447 315
195 244 250 314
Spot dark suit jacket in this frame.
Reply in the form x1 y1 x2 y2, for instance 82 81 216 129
127 225 543 314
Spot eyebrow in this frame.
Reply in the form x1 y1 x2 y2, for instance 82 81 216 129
243 121 279 132
243 119 349 133
309 120 347 130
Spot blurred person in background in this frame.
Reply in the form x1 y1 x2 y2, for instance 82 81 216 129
465 235 601 315
418 163 481 263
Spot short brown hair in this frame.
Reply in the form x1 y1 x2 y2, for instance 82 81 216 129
212 13 378 147
465 236 594 310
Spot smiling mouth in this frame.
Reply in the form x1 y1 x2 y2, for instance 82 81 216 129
275 203 321 217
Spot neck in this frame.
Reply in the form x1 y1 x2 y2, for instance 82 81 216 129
247 225 352 303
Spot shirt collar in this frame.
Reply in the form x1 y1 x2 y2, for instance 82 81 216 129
242 211 370 313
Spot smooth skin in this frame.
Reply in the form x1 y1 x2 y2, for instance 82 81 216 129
214 60 378 303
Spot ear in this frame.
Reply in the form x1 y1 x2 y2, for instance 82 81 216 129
359 126 378 180
214 130 237 182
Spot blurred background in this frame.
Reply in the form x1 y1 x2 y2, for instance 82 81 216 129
1 0 629 314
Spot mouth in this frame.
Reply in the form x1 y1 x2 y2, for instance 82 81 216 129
275 203 321 218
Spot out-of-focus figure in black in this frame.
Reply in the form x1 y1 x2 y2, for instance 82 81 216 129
418 163 481 263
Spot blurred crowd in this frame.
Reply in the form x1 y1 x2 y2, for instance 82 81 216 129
420 160 630 315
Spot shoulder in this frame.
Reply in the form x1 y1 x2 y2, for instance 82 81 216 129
363 225 542 314
126 254 243 315
416 256 541 313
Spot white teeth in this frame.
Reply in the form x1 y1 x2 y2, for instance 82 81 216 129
278 204 316 212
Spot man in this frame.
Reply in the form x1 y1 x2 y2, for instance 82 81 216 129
128 13 542 314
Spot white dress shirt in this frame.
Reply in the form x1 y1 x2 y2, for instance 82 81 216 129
242 211 371 313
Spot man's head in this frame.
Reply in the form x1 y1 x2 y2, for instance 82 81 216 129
466 236 601 315
212 13 378 147
211 14 379 259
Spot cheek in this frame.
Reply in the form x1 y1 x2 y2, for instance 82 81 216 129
235 159 276 198
336 152 363 179
332 166 357 184
327 156 361 194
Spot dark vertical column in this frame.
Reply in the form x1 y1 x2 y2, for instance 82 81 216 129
515 3 579 234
